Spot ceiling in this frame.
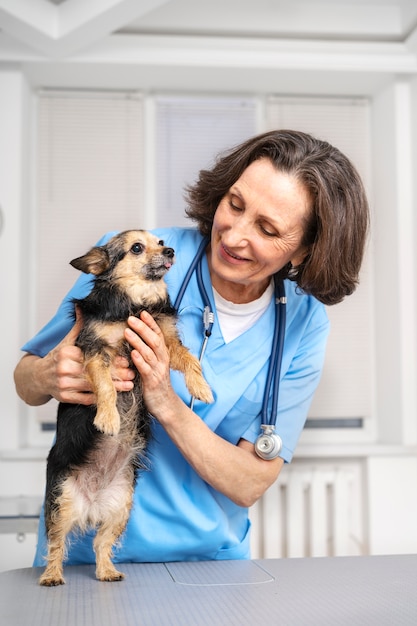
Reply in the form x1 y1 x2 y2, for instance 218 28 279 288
0 0 417 59
1 0 417 96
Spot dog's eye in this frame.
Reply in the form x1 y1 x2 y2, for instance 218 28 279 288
158 240 164 246
130 243 144 255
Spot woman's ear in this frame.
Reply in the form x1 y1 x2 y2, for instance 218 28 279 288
290 245 310 269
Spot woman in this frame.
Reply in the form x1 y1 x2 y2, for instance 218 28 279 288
14 130 369 564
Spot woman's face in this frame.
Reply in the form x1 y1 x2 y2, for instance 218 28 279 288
209 158 312 303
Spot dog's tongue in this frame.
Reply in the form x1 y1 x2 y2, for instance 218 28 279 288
164 261 173 269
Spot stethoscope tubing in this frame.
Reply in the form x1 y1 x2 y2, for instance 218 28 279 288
173 236 209 312
261 275 286 427
173 235 286 430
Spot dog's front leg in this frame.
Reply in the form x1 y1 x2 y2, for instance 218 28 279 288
165 337 213 405
85 354 120 436
157 318 213 404
169 343 213 404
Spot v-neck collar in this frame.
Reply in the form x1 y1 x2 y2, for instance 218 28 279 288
196 253 276 374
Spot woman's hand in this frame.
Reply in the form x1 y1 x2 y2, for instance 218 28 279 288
125 311 177 417
14 308 135 407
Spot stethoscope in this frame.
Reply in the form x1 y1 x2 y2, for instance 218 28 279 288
174 237 286 461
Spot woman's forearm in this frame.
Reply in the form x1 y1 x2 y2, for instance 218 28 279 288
147 387 283 508
14 354 53 406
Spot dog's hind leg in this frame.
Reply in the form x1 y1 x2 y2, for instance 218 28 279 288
85 354 121 436
93 506 131 582
39 492 76 586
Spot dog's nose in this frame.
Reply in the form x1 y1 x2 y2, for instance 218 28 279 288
164 247 175 259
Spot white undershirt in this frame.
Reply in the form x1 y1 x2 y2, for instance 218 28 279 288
212 280 274 343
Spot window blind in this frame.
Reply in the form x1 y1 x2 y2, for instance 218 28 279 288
36 90 145 425
266 96 372 422
155 95 257 227
37 90 145 328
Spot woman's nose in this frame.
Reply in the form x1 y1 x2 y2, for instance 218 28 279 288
225 217 250 244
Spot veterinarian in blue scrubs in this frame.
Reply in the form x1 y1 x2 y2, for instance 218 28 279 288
14 130 369 565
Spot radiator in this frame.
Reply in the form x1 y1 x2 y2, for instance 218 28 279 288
249 461 365 559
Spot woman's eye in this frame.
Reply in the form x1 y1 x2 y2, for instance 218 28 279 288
131 243 144 255
260 224 277 237
230 201 242 211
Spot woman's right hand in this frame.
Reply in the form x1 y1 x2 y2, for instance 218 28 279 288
14 310 91 406
43 311 93 404
14 309 135 407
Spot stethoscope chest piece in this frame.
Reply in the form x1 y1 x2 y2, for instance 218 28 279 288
255 425 283 460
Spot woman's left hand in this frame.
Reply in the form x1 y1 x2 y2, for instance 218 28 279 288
125 311 177 416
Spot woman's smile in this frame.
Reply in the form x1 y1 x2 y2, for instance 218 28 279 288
219 242 250 264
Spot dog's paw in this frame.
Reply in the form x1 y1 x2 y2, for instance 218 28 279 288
96 566 125 582
39 571 65 586
188 379 214 404
194 382 214 404
183 357 214 404
94 410 120 436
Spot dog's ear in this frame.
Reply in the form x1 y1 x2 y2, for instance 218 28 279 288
70 247 110 276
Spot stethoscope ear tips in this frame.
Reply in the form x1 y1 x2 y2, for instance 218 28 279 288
254 426 283 461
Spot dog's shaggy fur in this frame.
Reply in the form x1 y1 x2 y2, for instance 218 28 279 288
39 230 212 586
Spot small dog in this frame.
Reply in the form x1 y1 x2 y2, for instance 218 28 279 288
39 230 213 586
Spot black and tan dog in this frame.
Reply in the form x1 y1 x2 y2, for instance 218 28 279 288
39 230 212 586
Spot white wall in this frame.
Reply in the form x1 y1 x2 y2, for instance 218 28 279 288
0 69 48 571
372 81 417 446
0 69 27 451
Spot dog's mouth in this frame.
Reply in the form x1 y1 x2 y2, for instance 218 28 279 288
143 255 174 280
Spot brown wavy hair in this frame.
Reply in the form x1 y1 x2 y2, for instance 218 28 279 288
185 130 369 305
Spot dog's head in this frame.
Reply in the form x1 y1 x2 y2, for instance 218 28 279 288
70 231 175 299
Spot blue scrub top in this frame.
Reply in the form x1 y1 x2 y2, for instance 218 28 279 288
25 227 329 565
